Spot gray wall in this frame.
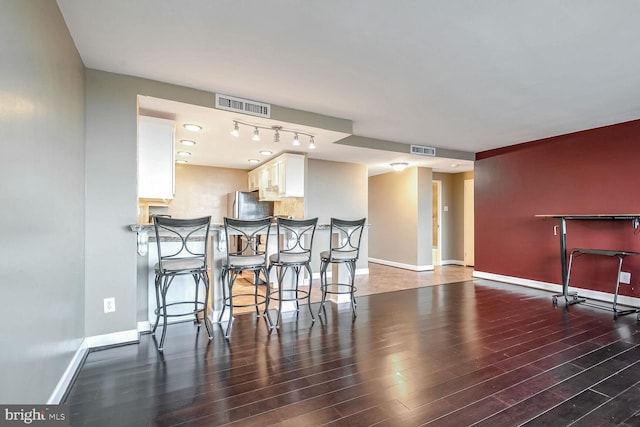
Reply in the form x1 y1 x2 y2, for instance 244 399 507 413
368 167 433 267
0 0 85 403
433 172 460 263
305 159 368 270
84 70 214 336
84 71 352 337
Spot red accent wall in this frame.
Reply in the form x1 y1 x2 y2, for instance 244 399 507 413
475 119 640 296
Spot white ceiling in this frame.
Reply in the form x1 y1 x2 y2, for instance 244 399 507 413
57 0 640 175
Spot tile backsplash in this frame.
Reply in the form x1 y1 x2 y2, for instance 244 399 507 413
274 197 304 219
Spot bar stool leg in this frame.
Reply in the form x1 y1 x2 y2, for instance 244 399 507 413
305 263 315 323
152 274 162 333
275 265 285 328
224 270 236 340
262 266 274 329
349 261 357 318
193 273 201 324
218 268 228 323
318 260 329 317
158 276 170 351
202 271 213 340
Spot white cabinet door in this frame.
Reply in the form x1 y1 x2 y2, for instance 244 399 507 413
138 116 175 200
278 154 304 197
259 161 280 201
250 153 305 201
248 169 259 191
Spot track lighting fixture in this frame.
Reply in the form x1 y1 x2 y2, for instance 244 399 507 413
230 121 239 137
230 120 316 149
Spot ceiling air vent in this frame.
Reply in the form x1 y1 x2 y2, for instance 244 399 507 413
410 145 436 156
215 94 271 118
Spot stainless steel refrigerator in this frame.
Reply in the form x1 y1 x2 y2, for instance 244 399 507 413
226 190 273 284
227 190 274 219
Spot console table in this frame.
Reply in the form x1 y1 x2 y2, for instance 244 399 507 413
535 214 640 317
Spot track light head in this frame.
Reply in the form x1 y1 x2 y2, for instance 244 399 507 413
230 121 239 137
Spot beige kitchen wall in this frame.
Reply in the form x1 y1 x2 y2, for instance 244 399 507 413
167 164 248 222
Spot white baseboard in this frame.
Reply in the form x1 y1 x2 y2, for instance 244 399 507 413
473 270 640 308
311 267 369 280
369 258 434 271
137 321 151 333
47 340 89 404
85 329 139 349
441 259 465 266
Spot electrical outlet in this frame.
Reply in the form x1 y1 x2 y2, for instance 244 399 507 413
619 271 631 284
103 297 116 313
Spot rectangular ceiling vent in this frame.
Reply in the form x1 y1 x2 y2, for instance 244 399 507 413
215 94 271 118
410 145 437 156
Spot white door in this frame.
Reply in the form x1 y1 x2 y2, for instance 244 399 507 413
464 179 475 266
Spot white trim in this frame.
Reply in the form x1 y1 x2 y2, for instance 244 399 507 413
473 271 560 292
369 258 434 271
85 329 139 349
47 340 89 404
441 259 465 266
473 270 640 308
433 179 442 267
311 267 370 280
137 321 151 333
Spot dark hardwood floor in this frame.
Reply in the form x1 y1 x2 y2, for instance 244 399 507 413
65 271 640 426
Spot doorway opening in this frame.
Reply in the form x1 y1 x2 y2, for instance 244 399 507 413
432 180 442 266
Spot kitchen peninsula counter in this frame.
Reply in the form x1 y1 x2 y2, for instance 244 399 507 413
130 221 367 330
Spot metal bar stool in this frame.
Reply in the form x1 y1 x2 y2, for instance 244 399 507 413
267 217 318 328
218 217 273 340
318 218 366 319
152 216 214 352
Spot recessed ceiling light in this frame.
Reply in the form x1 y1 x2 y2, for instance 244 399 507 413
390 162 408 172
180 140 196 146
177 151 191 156
451 163 459 168
176 159 188 164
248 159 260 164
183 124 202 132
259 150 272 156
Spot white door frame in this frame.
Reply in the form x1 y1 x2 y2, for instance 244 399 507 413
433 180 442 266
464 178 474 267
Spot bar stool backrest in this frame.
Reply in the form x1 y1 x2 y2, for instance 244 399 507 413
153 216 211 272
328 218 367 261
273 217 318 263
223 217 272 266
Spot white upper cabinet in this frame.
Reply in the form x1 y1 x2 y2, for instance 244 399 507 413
250 153 305 201
138 116 175 200
277 154 304 198
248 169 259 191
